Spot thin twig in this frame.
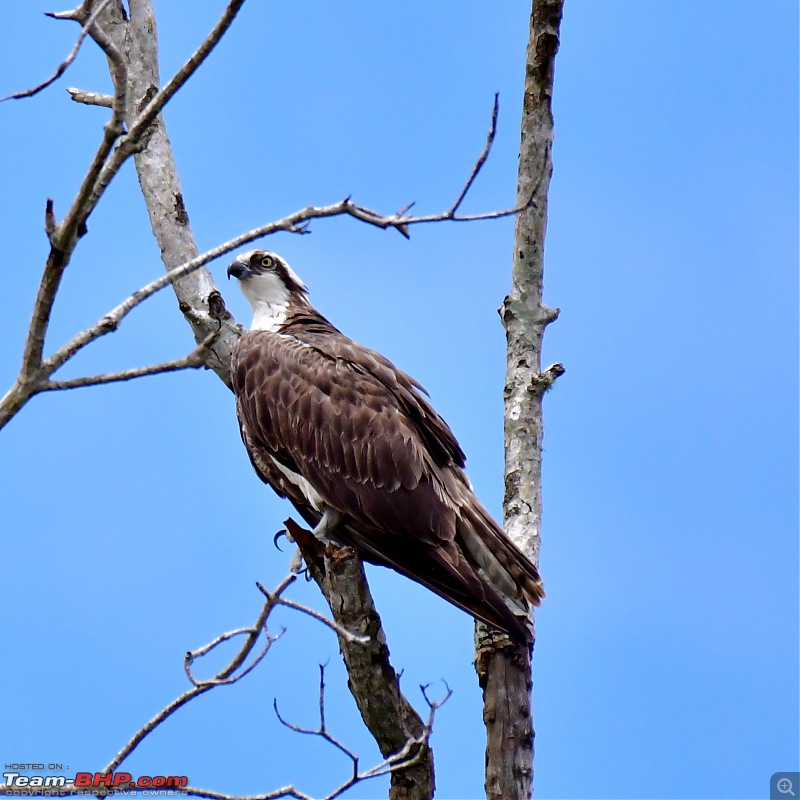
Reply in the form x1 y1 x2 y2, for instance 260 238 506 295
103 575 297 774
256 582 370 645
0 0 114 103
448 93 499 215
41 331 219 392
188 626 285 688
318 661 328 733
55 0 128 248
1 86 521 435
40 125 528 381
274 664 360 773
269 667 450 800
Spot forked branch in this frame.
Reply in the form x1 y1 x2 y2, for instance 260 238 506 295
0 0 250 429
0 574 438 800
272 663 451 800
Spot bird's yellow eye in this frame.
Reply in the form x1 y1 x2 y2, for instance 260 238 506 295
260 255 274 268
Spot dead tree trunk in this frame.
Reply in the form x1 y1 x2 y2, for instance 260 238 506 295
97 3 434 798
475 2 565 799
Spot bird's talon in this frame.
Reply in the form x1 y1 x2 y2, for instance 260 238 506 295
274 528 295 551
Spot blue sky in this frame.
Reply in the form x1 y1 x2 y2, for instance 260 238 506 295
0 3 796 799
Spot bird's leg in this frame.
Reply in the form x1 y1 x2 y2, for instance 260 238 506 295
289 548 304 574
288 508 343 574
311 507 344 543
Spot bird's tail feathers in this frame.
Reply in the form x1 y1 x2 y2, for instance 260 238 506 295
456 499 545 618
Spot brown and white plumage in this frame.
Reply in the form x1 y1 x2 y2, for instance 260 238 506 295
228 249 544 643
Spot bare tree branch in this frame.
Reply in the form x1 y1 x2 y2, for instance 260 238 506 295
172 699 448 800
39 0 246 242
0 0 248 429
0 0 518 440
0 574 334 798
46 127 526 368
67 86 113 106
179 686 447 800
101 576 294 774
83 0 249 218
0 573 439 800
16 1 129 400
256 580 370 645
448 92 499 216
0 98 526 435
40 331 220 392
128 0 247 141
0 0 114 103
268 665 451 800
274 664 361 772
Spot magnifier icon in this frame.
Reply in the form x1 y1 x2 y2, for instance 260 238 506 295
778 778 796 796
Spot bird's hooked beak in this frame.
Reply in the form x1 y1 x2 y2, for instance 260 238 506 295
227 258 251 281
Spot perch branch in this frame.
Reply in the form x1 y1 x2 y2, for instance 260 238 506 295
285 518 436 800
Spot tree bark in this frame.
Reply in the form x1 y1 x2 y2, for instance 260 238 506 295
110 0 240 383
97 3 434 797
475 2 564 799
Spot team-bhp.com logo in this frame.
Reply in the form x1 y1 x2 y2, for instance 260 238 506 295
3 770 188 793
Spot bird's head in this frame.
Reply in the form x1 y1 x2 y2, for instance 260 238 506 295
227 249 308 311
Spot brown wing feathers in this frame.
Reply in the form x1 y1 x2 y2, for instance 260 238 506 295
232 310 544 643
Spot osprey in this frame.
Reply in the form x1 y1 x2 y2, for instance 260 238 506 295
227 249 544 643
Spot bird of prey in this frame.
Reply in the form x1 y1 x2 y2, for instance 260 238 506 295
227 249 544 643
